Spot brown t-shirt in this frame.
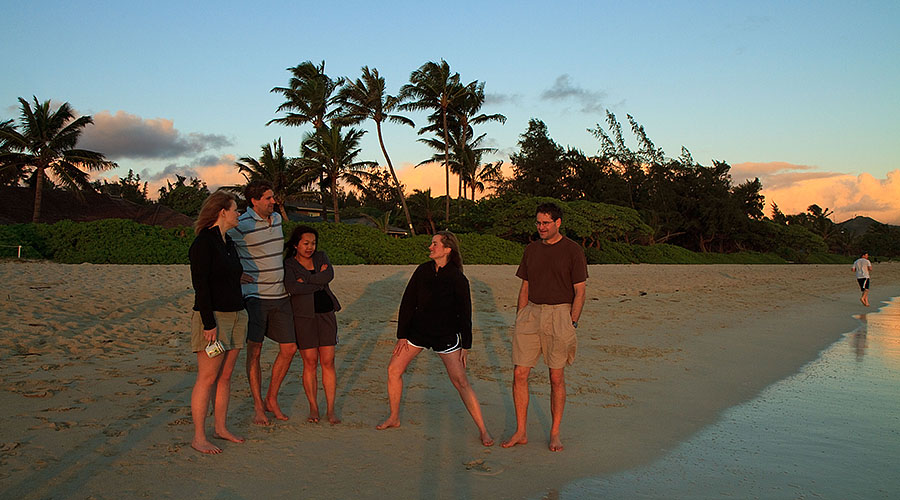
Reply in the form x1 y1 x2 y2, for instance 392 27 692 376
516 236 588 305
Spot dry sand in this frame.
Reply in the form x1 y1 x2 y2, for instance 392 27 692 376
1 262 898 499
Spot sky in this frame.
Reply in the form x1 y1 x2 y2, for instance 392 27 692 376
3 0 899 223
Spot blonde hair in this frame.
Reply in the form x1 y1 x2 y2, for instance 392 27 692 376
194 190 237 235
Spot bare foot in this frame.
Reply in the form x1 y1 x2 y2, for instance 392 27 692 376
213 429 245 443
307 408 320 423
501 432 528 448
327 412 341 425
252 409 271 426
480 430 494 447
191 439 222 455
861 297 867 306
549 433 563 452
265 400 289 421
376 417 400 430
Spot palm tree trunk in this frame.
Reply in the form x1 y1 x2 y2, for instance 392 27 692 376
331 178 340 223
320 173 328 221
376 123 415 236
32 167 45 223
442 111 451 222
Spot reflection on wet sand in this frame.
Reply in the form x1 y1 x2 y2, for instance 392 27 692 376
564 298 900 498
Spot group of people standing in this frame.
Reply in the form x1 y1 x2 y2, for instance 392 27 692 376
188 181 341 454
188 180 588 455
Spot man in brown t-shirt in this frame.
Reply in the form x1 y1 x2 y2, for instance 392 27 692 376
502 202 587 452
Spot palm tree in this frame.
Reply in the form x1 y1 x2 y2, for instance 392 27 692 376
337 66 416 235
268 60 345 130
407 188 444 234
471 160 505 200
234 138 316 220
0 119 28 186
452 81 506 197
269 61 345 220
300 125 377 223
0 97 116 222
399 60 470 222
361 209 393 234
418 127 497 201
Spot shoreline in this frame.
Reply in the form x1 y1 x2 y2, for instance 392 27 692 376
1 263 898 499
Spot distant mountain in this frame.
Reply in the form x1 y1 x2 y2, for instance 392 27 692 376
836 215 888 236
0 186 193 228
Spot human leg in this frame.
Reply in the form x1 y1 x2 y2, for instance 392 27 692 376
299 347 320 422
548 367 566 452
376 342 422 430
192 351 225 454
244 298 270 425
439 351 493 446
212 349 244 443
245 340 268 425
319 345 340 424
501 365 532 448
265 341 297 420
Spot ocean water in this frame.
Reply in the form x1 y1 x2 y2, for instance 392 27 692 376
557 298 900 499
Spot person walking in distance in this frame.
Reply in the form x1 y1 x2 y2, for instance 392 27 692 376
852 252 872 307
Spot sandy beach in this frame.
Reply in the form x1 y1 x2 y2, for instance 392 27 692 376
1 262 898 499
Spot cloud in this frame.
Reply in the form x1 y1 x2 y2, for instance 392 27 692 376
78 111 232 160
131 154 243 199
484 92 522 106
394 160 513 200
733 161 900 224
540 74 607 113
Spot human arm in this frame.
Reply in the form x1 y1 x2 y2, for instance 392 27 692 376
517 280 529 312
283 259 324 295
396 267 420 340
188 235 217 331
301 252 334 285
456 273 473 349
571 281 586 324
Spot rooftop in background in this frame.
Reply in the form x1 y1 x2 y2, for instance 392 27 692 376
0 186 194 228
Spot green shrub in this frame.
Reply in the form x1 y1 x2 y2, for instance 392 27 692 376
0 223 50 259
0 218 840 266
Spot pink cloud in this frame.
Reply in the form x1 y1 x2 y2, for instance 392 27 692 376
735 162 900 224
394 161 514 200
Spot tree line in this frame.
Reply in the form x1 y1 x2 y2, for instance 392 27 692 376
1 60 897 259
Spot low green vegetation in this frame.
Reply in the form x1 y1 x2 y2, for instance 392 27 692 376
0 218 858 265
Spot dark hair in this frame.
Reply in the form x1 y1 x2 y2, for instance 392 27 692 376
285 225 319 259
535 202 562 221
436 230 463 271
244 180 274 204
193 190 236 235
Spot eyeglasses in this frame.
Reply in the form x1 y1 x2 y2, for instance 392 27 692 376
535 220 556 227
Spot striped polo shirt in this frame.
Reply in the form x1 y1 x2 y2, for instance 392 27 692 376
228 207 289 300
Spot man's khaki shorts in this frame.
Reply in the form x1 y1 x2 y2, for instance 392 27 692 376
512 302 576 369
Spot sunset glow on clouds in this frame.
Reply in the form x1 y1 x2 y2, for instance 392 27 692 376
732 162 900 224
80 111 231 160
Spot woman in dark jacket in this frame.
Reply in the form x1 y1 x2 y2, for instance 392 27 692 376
188 190 247 454
376 231 493 446
284 225 342 424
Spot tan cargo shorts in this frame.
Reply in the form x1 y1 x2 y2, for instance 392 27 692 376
512 301 576 369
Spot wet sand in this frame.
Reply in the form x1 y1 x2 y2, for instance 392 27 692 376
1 262 898 499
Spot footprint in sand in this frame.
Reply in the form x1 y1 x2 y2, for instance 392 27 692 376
463 458 504 476
128 377 158 387
0 442 22 455
168 417 191 426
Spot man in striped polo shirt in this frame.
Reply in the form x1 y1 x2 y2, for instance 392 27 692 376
230 180 297 425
